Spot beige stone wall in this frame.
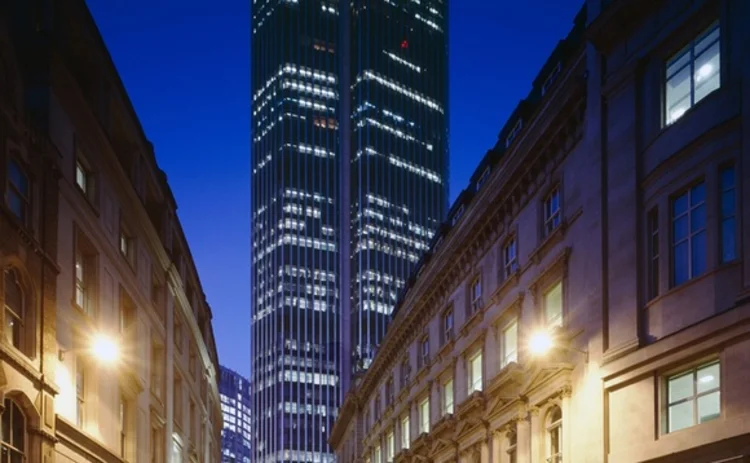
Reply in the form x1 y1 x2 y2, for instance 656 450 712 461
332 1 750 463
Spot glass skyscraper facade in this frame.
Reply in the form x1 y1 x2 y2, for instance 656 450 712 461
220 367 253 463
251 0 448 461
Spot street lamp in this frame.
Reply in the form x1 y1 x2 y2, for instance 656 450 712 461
90 333 119 365
527 329 588 362
58 332 121 366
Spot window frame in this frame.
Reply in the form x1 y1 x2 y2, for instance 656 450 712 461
664 360 721 434
546 405 563 463
5 158 31 226
663 21 721 126
503 235 519 279
0 398 27 461
543 281 564 329
4 268 25 352
670 181 707 287
647 207 660 301
418 397 430 434
543 186 562 237
419 336 430 369
442 307 454 345
442 377 454 416
501 319 519 368
468 350 483 393
400 414 410 450
469 276 482 314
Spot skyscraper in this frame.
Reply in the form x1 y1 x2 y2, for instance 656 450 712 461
220 367 253 463
251 0 448 461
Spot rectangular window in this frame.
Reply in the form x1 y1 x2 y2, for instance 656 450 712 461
119 394 127 457
544 187 562 236
386 431 394 463
401 359 410 385
75 157 96 202
469 351 483 393
470 277 482 313
647 207 660 300
503 237 518 278
6 159 30 224
386 377 394 405
544 282 563 328
419 337 429 369
419 398 430 434
374 446 381 463
666 361 720 433
74 250 91 316
442 308 454 344
665 22 721 125
672 182 707 286
401 415 410 449
505 120 523 148
442 378 454 416
502 320 518 367
719 166 736 263
76 361 85 427
476 167 490 191
119 227 134 264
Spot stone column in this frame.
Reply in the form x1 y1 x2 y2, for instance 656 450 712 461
527 407 541 463
561 387 572 462
492 430 503 463
481 431 491 463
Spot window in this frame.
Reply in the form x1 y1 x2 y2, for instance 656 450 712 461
386 430 394 463
442 378 454 416
386 377 394 405
503 237 518 278
151 343 165 400
76 360 85 427
74 230 97 318
505 120 523 148
418 337 430 369
544 187 562 236
470 277 482 314
665 22 721 125
501 320 518 368
1 399 26 462
401 415 410 449
442 308 454 344
401 358 411 386
546 406 563 463
75 157 96 201
672 182 706 286
174 314 184 352
719 166 736 263
373 445 381 463
469 351 483 393
4 269 24 351
544 282 563 328
6 159 30 224
418 398 430 434
374 396 381 420
171 439 182 463
542 62 562 96
451 205 465 225
119 226 134 264
174 374 183 427
476 167 490 191
507 427 518 463
647 207 660 300
666 361 720 433
119 394 128 458
119 289 135 335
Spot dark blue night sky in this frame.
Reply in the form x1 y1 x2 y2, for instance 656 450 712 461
85 0 583 376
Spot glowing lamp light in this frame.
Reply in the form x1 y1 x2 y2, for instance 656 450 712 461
91 334 119 364
528 331 554 356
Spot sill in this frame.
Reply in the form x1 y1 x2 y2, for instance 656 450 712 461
436 337 455 361
487 362 523 396
530 209 580 266
645 265 731 312
415 364 430 383
490 270 520 306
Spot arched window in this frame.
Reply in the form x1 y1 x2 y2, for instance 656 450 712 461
1 398 26 462
546 406 562 463
4 268 24 350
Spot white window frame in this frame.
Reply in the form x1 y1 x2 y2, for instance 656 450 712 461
401 415 410 450
543 186 562 236
501 320 518 368
419 398 430 434
665 361 721 433
468 350 483 393
546 406 563 463
503 236 518 279
470 277 482 313
386 430 394 463
442 378 454 416
543 282 563 329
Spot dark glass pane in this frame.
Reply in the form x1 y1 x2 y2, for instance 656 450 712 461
674 242 689 285
672 193 688 216
721 218 736 262
673 215 688 242
11 402 24 449
721 190 735 217
8 161 28 194
690 204 706 232
720 167 735 190
691 231 707 276
691 183 706 205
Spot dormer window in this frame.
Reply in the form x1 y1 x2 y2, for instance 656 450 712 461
451 205 465 225
542 62 562 96
476 167 490 191
505 120 523 148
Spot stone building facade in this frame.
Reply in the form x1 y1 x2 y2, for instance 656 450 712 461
0 1 222 462
330 0 750 462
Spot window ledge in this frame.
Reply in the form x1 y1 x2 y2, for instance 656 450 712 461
487 362 524 397
436 338 455 361
490 271 520 306
456 391 486 420
460 308 485 338
530 208 581 266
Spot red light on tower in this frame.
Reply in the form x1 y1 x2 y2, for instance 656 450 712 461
401 40 409 49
